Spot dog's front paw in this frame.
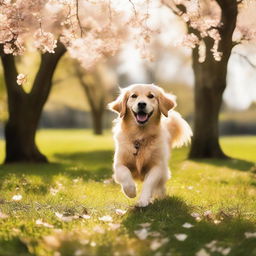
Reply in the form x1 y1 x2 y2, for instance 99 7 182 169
122 183 136 198
136 199 150 208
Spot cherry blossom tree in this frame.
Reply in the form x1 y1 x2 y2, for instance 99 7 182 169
162 0 256 158
0 0 151 162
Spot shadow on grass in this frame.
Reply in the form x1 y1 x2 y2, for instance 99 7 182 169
123 197 256 256
0 237 33 256
54 150 113 165
0 150 114 191
192 158 256 172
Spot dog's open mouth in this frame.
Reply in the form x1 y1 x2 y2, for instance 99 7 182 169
133 111 153 124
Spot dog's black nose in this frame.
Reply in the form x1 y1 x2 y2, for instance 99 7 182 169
138 102 146 109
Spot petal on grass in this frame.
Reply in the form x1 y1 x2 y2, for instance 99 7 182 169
0 211 8 219
93 225 105 234
98 215 113 222
55 212 78 222
222 247 231 255
150 238 169 251
196 249 210 256
139 222 151 228
182 222 194 228
205 240 217 249
108 223 121 230
174 233 188 241
245 232 256 238
12 194 22 201
36 219 54 228
43 235 60 249
149 231 161 237
191 212 200 218
50 187 59 196
134 228 149 240
81 214 91 219
115 209 127 216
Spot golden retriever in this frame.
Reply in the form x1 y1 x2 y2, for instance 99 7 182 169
108 84 192 207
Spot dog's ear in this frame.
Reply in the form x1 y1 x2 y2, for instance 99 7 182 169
108 90 129 118
158 91 176 117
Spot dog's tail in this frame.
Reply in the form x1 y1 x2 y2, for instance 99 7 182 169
166 111 193 148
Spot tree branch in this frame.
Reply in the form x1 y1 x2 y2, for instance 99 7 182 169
216 0 238 54
30 41 66 108
0 44 25 96
75 67 98 112
161 0 184 16
128 0 137 16
234 52 256 68
75 0 83 37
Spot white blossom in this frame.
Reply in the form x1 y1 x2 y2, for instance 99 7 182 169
12 194 22 201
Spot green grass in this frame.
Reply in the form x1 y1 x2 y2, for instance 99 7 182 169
0 130 255 256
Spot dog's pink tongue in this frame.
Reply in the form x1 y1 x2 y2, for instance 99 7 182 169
137 113 148 122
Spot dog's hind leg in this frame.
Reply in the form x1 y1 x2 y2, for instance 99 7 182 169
114 164 136 198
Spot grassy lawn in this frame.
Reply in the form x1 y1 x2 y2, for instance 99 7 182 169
0 130 255 256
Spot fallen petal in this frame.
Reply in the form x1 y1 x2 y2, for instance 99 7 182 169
203 210 213 217
139 222 151 228
115 209 127 216
134 228 149 240
245 232 256 238
36 219 54 228
196 249 210 256
222 247 231 255
43 235 60 248
108 223 121 230
0 211 8 219
98 215 113 222
150 238 169 251
81 214 91 219
182 222 194 228
205 240 217 249
174 233 187 241
12 194 22 201
191 212 200 218
93 225 105 234
149 231 161 237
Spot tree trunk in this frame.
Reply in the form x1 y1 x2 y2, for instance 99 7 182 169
164 0 238 159
189 58 227 158
91 109 103 135
1 42 66 163
5 98 47 163
75 67 105 135
187 0 238 159
189 39 230 159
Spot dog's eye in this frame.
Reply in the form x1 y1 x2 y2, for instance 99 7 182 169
147 93 154 99
131 94 137 98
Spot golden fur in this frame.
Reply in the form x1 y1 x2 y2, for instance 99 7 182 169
108 84 192 207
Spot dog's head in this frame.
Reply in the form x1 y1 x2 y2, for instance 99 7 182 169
108 84 176 126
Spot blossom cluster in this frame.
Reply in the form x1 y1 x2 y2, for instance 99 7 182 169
0 0 158 70
163 0 256 62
